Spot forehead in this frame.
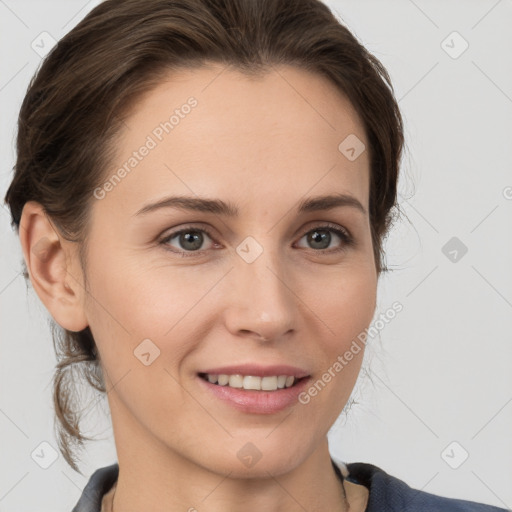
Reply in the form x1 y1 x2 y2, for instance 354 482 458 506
102 63 370 215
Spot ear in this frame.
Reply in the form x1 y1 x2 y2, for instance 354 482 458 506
19 201 88 332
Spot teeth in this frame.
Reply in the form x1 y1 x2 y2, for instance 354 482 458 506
243 375 261 390
202 373 297 391
277 375 287 388
217 374 229 386
261 376 278 390
229 375 243 388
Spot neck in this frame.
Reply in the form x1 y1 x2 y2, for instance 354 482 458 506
110 438 349 512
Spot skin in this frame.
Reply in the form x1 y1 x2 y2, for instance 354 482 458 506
20 63 376 511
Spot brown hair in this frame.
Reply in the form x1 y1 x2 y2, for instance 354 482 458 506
4 0 405 474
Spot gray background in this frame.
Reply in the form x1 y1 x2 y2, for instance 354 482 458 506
1 0 511 510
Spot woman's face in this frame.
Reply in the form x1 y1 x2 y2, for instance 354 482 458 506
80 63 377 477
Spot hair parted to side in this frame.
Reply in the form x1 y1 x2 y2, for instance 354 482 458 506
4 0 405 474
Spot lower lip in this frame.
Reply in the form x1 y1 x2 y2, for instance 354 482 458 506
197 375 311 414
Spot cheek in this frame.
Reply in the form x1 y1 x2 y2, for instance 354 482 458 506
83 259 199 430
85 233 376 375
307 263 376 399
84 247 198 337
311 261 377 345
83 252 222 394
87 245 376 359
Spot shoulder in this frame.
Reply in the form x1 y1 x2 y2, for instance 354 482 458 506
333 459 507 512
71 463 119 512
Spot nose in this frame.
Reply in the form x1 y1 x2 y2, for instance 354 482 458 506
223 243 296 343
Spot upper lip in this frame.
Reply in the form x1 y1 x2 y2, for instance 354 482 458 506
198 364 310 379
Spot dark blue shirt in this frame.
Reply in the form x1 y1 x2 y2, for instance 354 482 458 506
71 459 508 511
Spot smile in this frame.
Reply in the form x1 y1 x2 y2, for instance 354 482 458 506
198 372 305 391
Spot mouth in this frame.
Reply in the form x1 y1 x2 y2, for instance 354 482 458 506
196 371 312 414
197 372 309 392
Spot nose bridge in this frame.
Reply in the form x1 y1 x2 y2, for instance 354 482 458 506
226 234 296 339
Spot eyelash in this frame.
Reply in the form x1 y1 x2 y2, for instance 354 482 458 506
159 223 354 258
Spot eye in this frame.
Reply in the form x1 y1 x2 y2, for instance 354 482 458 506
295 223 354 253
160 225 217 256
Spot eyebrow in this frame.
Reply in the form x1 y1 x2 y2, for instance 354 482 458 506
134 193 367 217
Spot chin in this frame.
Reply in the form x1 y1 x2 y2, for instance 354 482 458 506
208 441 307 479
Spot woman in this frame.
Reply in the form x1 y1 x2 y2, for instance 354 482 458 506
3 0 507 511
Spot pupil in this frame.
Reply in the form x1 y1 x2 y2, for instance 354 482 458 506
309 230 330 249
181 232 202 251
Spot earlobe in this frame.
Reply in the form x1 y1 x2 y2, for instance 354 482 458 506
19 201 89 332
